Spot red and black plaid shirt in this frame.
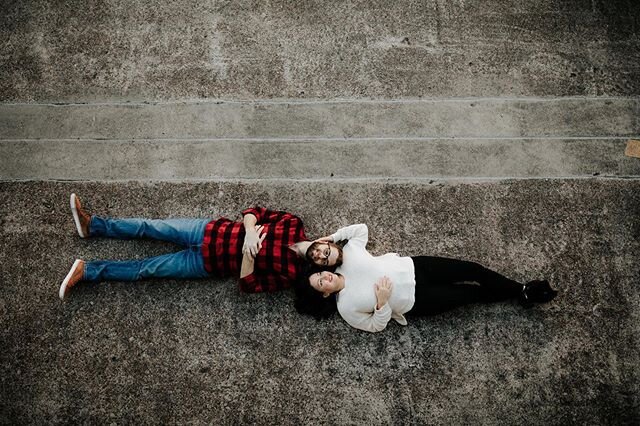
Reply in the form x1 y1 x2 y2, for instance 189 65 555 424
202 207 308 293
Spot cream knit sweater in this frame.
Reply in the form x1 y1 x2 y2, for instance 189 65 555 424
331 224 416 333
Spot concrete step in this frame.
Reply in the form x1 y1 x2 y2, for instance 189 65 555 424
1 179 638 424
1 98 638 180
2 98 638 140
1 138 638 180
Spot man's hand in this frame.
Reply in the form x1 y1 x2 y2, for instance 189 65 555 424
243 225 266 257
374 276 393 310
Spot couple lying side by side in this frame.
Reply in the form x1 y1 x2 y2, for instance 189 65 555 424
60 194 557 333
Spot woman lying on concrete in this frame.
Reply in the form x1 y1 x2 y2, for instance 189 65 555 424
294 224 557 332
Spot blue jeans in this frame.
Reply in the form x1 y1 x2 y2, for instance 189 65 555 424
84 216 211 282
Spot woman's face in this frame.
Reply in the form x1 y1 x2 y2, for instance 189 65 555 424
308 270 341 296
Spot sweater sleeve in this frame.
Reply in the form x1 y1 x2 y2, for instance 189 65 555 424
331 224 368 247
338 303 392 333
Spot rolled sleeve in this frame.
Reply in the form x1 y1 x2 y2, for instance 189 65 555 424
242 207 296 224
239 273 259 293
239 271 290 293
242 207 266 222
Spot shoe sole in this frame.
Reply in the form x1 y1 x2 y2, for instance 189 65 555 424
59 259 82 300
70 193 86 238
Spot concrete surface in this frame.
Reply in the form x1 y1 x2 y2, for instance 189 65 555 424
2 138 639 180
1 0 639 101
2 98 638 180
2 98 638 140
1 180 639 424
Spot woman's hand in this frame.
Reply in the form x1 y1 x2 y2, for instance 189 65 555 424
374 276 393 310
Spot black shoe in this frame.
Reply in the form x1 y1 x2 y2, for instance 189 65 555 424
519 280 557 308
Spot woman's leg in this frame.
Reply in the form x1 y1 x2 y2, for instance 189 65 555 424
89 217 209 247
409 256 523 316
83 246 209 282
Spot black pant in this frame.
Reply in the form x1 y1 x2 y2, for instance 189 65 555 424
407 256 523 317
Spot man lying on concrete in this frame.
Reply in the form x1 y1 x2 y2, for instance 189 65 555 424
59 194 343 300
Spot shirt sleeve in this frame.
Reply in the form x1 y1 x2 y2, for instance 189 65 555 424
331 224 368 248
242 207 297 224
238 271 290 293
338 302 392 333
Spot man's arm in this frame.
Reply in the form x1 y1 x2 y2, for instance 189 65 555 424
240 249 255 279
240 226 266 278
242 215 262 257
243 213 258 228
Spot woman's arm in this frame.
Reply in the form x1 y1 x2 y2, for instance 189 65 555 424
339 276 394 333
340 304 392 333
318 224 368 247
375 276 393 310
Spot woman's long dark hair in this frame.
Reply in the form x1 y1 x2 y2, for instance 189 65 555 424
293 264 338 320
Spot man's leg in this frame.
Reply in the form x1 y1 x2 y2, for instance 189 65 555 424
60 247 209 299
71 193 209 246
84 247 209 282
59 246 209 299
90 217 209 247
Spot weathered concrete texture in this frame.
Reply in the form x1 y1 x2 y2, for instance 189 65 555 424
2 98 638 180
1 0 639 101
1 180 638 424
1 98 639 140
2 138 639 180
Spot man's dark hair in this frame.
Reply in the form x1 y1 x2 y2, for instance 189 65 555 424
305 241 344 268
293 264 338 320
